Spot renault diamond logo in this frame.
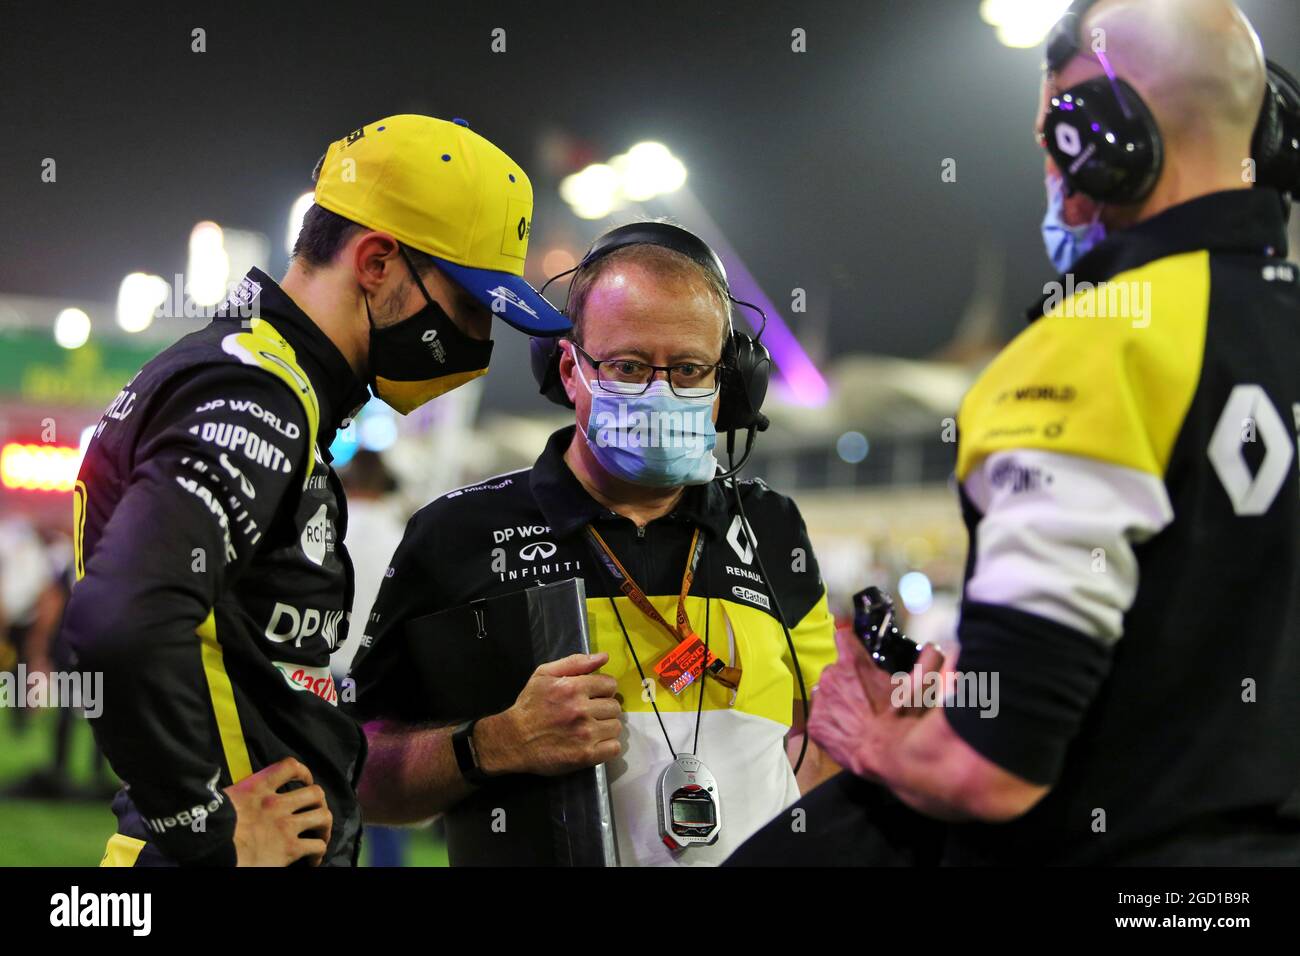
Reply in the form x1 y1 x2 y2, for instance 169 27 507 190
726 515 757 565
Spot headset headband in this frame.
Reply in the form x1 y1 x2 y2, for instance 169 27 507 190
1045 0 1101 75
579 221 731 291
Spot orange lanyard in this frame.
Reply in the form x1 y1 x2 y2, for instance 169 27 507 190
585 525 741 690
586 525 702 642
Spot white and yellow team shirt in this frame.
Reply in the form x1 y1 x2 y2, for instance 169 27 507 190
351 426 837 866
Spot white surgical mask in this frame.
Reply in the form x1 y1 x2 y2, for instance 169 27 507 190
575 349 719 488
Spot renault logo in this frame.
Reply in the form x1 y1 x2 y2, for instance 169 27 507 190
725 515 757 564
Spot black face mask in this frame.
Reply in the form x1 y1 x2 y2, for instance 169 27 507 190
366 250 494 414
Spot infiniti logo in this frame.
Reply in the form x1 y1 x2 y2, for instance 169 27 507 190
519 541 558 561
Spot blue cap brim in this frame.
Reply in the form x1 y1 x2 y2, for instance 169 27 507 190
433 259 571 336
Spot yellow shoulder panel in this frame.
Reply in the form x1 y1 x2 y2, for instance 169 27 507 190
957 251 1210 481
220 318 321 486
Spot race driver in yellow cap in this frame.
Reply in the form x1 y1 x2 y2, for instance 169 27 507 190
64 115 567 867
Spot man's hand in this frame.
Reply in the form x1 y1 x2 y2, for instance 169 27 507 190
475 652 622 777
224 757 333 867
808 627 944 780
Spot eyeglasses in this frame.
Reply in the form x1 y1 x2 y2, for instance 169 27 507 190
569 341 723 398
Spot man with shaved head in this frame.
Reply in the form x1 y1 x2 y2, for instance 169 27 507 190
1039 0 1279 261
730 0 1300 865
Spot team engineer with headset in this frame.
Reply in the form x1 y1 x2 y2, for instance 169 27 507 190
348 223 842 866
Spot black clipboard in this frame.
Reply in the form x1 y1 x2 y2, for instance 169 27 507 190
403 577 618 866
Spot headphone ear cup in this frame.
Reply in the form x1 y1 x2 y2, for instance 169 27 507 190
1251 79 1283 175
715 331 771 432
1254 63 1300 202
1043 76 1163 204
529 335 574 408
715 334 741 433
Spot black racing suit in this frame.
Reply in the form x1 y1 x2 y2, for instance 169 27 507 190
63 269 371 866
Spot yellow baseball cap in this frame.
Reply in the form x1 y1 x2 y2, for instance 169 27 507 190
313 114 567 335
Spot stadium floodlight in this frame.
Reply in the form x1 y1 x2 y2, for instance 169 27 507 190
560 163 622 220
187 220 230 307
54 307 91 349
980 0 1072 49
613 141 688 202
287 191 315 255
116 273 170 333
560 142 689 219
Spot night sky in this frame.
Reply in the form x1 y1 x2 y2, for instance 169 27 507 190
2 0 1297 412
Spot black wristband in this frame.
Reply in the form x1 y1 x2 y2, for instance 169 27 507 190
452 719 491 786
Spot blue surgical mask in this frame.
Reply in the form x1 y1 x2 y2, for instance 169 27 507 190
1041 173 1107 273
578 360 719 488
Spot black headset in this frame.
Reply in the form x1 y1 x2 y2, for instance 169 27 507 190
1041 0 1300 212
529 221 772 436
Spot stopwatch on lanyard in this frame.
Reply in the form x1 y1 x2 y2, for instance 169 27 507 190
585 526 726 849
657 754 721 849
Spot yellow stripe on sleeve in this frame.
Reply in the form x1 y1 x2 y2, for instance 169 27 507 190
72 479 88 582
197 611 254 783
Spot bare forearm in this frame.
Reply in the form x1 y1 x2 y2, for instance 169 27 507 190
875 712 982 821
876 710 1047 822
357 713 520 825
358 720 472 824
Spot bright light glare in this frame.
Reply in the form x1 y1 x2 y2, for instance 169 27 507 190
559 164 621 220
359 412 399 452
187 220 230 307
78 425 96 467
54 308 91 349
898 571 934 614
560 143 689 219
1 443 81 492
980 0 1072 49
287 192 315 255
613 142 688 202
836 431 870 464
116 273 169 333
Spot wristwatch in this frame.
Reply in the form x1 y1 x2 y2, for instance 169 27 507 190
452 719 491 786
